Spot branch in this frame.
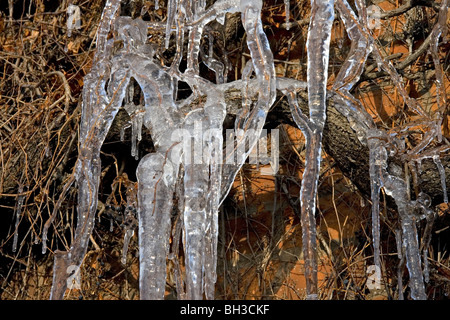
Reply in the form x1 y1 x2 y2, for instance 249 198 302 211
380 0 440 19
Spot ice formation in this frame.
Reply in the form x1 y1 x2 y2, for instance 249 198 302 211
66 4 81 37
44 0 448 300
12 184 25 252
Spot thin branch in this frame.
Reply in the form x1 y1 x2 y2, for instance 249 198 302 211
380 0 440 19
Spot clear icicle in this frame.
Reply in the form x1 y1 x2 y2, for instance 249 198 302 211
49 0 127 300
306 0 334 128
124 103 145 160
428 0 449 116
220 0 276 201
200 30 225 84
421 207 435 284
395 228 403 260
165 0 177 49
178 82 225 299
121 176 138 265
284 0 290 30
432 155 448 203
120 121 131 142
383 170 427 300
121 229 134 265
302 0 334 300
364 127 428 300
279 0 335 301
203 89 226 300
400 216 426 299
367 129 388 272
333 0 373 92
67 4 81 38
12 184 25 252
137 152 174 299
182 111 209 300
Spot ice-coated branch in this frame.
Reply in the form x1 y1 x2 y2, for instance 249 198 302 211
333 0 373 92
427 0 449 118
336 0 429 119
299 0 335 300
95 0 121 63
44 0 449 302
220 0 276 203
49 28 131 298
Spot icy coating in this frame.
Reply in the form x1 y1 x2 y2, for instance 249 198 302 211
44 0 449 300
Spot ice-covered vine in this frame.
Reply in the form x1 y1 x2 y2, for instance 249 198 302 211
43 0 448 300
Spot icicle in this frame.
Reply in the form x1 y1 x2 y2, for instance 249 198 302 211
220 0 276 201
129 54 182 301
121 206 138 265
179 85 226 299
165 0 176 49
279 0 335 300
124 104 145 160
306 0 334 128
185 23 205 80
367 129 388 271
67 4 81 38
12 184 25 252
383 173 427 300
121 229 134 265
400 216 426 299
432 155 448 203
334 0 373 92
137 152 175 299
428 0 449 117
395 229 403 260
285 0 290 30
203 89 226 300
336 0 428 119
302 0 335 299
200 31 225 84
49 0 130 300
182 111 209 300
120 121 131 142
95 0 121 62
121 176 138 265
421 207 435 284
